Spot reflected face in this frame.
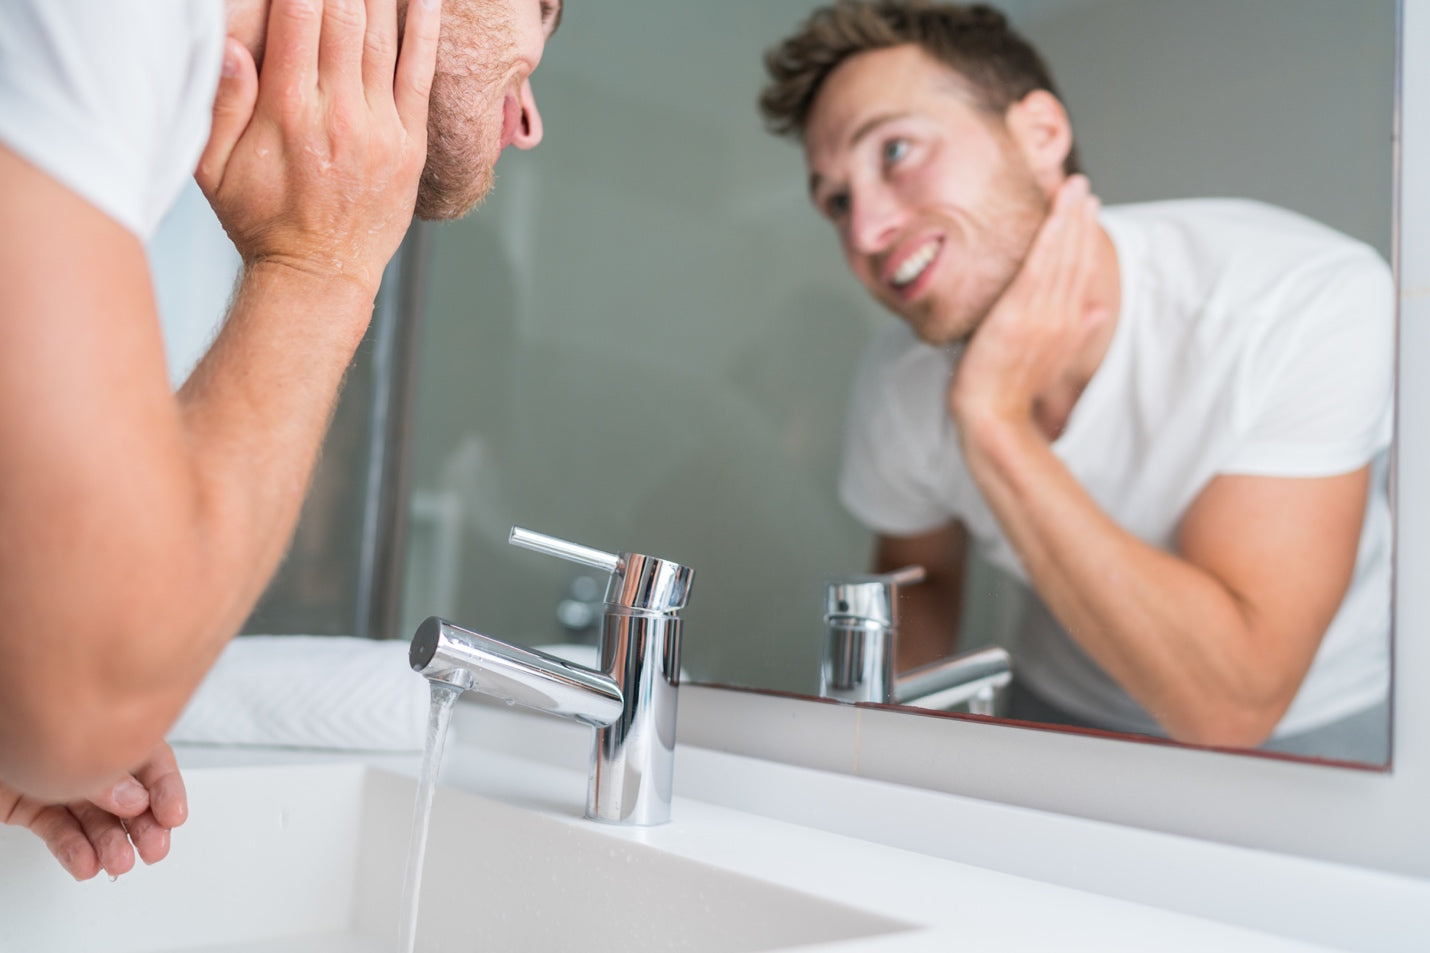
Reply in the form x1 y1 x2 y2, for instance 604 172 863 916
416 0 562 220
803 45 1047 345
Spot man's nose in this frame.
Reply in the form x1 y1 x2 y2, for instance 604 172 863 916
512 78 544 150
845 186 904 255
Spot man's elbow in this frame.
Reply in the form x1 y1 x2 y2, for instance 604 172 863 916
1163 690 1295 750
0 673 176 802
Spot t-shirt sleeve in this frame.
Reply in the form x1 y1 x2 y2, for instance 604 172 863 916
1220 245 1395 477
838 327 959 537
0 1 223 239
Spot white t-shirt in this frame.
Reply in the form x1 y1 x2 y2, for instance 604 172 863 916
0 0 224 240
840 199 1394 738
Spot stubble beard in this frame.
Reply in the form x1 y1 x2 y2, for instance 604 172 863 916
902 164 1049 348
413 2 520 221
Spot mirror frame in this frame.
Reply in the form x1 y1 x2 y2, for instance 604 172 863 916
681 0 1427 881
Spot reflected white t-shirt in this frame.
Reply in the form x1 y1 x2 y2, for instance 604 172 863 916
0 0 224 240
839 199 1394 738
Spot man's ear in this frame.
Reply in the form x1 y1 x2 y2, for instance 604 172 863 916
1005 90 1073 192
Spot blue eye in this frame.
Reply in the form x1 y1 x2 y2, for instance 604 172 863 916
883 138 909 164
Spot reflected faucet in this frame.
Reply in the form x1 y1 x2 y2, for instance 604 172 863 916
820 566 1011 714
409 527 694 826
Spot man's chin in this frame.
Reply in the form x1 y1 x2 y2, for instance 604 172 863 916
902 306 985 348
414 166 495 222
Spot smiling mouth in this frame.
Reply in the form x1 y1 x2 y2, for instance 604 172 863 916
890 239 941 289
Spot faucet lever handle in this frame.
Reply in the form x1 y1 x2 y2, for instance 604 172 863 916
882 565 926 588
509 526 624 574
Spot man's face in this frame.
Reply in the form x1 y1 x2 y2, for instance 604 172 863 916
416 0 562 220
803 45 1048 345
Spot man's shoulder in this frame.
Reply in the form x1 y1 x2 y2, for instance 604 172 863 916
1107 198 1390 318
1107 198 1382 267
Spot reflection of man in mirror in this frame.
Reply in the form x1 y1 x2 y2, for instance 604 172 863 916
760 1 1392 759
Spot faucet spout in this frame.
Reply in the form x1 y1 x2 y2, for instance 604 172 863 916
410 528 694 827
410 617 623 728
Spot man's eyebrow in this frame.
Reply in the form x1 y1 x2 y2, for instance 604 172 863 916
849 111 908 149
806 112 910 200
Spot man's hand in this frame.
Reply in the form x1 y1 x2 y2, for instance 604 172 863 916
1 744 187 881
195 0 442 295
949 174 1105 438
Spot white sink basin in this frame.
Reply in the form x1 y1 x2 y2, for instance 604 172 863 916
0 762 909 953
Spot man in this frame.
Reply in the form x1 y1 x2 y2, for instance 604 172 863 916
0 0 561 880
760 1 1392 757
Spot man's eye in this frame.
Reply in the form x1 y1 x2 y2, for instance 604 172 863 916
824 192 851 219
883 138 909 165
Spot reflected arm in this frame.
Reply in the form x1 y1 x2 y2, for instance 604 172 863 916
874 522 968 671
958 412 1370 748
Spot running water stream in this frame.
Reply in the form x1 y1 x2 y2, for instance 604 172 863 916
397 680 463 953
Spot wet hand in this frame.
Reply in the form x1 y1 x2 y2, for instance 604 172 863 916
0 743 188 881
195 0 443 296
949 175 1105 439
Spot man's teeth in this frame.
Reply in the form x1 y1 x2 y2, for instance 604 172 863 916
891 241 939 287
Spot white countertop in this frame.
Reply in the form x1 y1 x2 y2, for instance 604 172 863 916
161 698 1429 952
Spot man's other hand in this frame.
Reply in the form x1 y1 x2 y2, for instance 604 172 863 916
1 743 188 881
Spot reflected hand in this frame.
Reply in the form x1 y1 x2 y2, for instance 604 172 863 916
949 174 1105 439
195 0 443 296
0 743 188 881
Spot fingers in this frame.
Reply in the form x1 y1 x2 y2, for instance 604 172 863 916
121 809 173 866
79 745 185 869
85 773 150 820
319 0 367 98
393 0 442 137
196 38 259 197
261 0 324 103
1047 176 1091 300
1024 175 1098 311
24 804 103 881
70 801 137 878
362 0 400 101
132 744 188 830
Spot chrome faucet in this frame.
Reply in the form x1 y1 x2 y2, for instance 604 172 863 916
409 527 694 826
820 566 1011 714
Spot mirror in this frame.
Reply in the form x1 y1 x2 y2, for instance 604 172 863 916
397 0 1397 767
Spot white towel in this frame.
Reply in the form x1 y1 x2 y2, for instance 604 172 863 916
167 636 433 752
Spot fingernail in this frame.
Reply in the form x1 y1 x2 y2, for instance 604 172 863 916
114 779 148 811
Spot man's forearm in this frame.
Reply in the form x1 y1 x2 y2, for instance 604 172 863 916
0 259 378 801
176 261 376 621
959 416 1288 745
173 262 375 627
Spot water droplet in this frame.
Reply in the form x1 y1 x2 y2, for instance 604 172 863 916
503 697 516 707
108 874 118 884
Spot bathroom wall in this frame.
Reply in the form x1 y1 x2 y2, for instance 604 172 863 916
397 0 1394 692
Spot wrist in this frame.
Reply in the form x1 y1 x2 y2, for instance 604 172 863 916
235 258 379 353
956 405 1043 479
241 254 383 304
